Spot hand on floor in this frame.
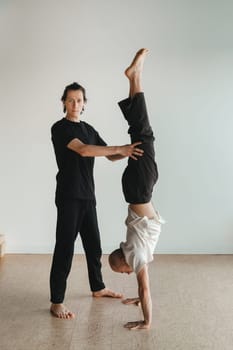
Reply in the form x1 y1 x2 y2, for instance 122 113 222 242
124 320 150 330
122 298 141 306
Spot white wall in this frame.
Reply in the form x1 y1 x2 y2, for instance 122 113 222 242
0 0 232 254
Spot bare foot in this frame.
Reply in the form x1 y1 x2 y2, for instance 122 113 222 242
125 48 149 80
50 303 75 319
92 288 123 298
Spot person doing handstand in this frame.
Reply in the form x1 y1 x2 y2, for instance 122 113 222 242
109 48 164 330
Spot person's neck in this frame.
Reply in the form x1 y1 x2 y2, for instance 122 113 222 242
66 114 81 123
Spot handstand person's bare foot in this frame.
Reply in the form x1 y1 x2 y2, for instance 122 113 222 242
50 303 75 319
92 288 123 298
125 48 149 80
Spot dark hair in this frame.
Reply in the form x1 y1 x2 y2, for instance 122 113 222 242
61 82 87 113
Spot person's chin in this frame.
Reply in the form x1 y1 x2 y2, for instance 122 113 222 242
71 112 80 118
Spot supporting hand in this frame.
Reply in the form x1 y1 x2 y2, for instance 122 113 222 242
124 320 150 330
122 298 141 306
119 142 144 160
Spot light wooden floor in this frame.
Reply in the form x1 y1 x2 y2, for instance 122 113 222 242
0 254 233 350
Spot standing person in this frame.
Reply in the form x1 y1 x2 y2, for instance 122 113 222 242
50 82 144 319
109 49 164 330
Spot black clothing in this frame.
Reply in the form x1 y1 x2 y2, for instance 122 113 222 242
50 118 106 303
118 93 158 204
50 198 105 303
51 118 106 201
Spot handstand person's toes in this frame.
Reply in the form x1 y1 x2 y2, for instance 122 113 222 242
125 48 149 79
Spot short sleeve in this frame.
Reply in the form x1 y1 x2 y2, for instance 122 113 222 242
51 123 75 148
94 130 107 146
129 249 147 275
120 241 147 275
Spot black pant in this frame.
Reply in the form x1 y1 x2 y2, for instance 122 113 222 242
50 198 105 303
119 93 159 204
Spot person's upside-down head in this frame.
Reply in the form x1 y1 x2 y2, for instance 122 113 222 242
109 248 133 274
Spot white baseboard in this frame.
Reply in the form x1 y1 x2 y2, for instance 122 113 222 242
4 244 233 255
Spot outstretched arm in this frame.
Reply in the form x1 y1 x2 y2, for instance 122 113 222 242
124 265 152 330
67 138 143 160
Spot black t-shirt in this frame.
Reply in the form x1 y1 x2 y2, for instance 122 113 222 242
51 118 107 200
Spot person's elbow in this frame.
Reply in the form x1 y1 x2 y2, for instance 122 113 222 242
77 146 90 157
67 139 89 157
139 285 150 299
68 146 87 157
68 144 89 157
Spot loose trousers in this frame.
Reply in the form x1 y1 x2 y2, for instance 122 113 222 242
50 198 105 303
118 93 159 204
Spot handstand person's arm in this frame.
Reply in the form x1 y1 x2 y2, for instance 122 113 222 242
67 138 143 160
124 265 152 330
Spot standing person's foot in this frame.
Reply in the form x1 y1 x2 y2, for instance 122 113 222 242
125 48 149 79
50 303 75 319
92 288 123 298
